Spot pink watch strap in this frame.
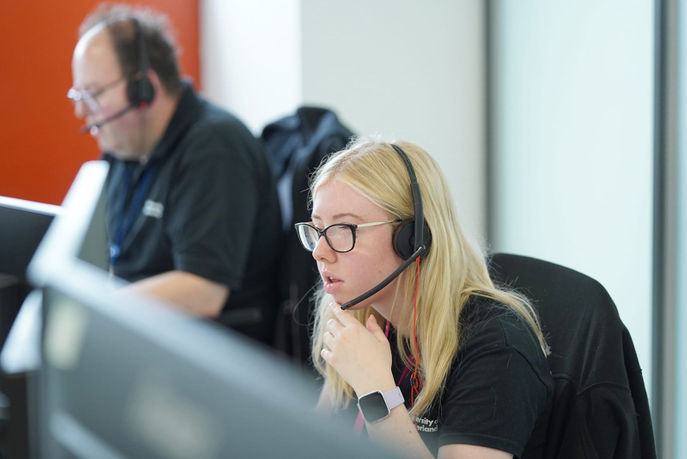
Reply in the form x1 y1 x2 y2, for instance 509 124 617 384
384 386 404 410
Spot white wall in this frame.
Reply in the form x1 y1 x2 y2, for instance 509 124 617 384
200 0 302 135
300 0 486 238
492 0 654 396
200 0 487 239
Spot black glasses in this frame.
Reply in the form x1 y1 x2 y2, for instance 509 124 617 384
67 77 126 114
295 220 397 253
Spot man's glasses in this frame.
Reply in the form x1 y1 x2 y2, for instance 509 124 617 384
294 220 397 253
67 77 126 114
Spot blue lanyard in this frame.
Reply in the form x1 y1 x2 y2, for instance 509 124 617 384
110 163 157 268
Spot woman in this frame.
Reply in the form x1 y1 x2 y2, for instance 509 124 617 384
295 138 552 459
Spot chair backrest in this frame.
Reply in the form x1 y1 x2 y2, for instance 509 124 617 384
488 253 656 459
261 107 354 366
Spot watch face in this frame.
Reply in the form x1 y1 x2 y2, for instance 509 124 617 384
357 391 389 423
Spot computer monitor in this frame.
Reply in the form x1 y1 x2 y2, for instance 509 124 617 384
0 196 61 284
0 196 60 348
0 196 62 459
28 161 398 459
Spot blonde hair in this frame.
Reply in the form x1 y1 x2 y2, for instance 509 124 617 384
310 137 548 419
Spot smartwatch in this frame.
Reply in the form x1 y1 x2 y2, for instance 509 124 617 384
356 387 405 423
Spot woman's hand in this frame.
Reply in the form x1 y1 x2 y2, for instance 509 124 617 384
321 303 396 396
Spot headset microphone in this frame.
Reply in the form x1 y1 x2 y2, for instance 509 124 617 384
80 104 134 135
340 246 425 310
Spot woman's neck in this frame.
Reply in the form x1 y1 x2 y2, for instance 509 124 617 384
373 297 412 336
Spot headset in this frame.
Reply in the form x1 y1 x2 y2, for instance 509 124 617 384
127 17 155 108
340 144 432 310
390 144 432 260
79 17 156 135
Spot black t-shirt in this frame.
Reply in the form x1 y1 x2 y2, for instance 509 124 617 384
353 297 553 458
105 83 283 343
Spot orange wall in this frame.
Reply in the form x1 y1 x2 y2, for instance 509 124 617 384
0 0 199 205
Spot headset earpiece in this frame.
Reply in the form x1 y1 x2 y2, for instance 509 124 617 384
127 18 155 108
127 75 154 108
392 219 432 260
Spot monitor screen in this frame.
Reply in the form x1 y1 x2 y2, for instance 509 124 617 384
0 196 60 283
28 161 398 459
0 197 60 353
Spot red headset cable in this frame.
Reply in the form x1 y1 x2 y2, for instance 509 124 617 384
411 256 422 427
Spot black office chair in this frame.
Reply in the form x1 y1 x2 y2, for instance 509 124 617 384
489 253 657 459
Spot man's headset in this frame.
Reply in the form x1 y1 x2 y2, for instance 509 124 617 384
80 17 155 135
127 17 155 108
340 144 432 310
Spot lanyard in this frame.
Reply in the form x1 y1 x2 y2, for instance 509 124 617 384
109 163 157 268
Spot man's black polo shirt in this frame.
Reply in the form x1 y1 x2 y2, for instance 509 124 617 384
105 83 283 343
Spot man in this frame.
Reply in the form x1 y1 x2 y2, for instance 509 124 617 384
68 4 283 345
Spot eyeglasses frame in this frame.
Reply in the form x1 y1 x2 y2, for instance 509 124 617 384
295 220 398 253
67 77 127 114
